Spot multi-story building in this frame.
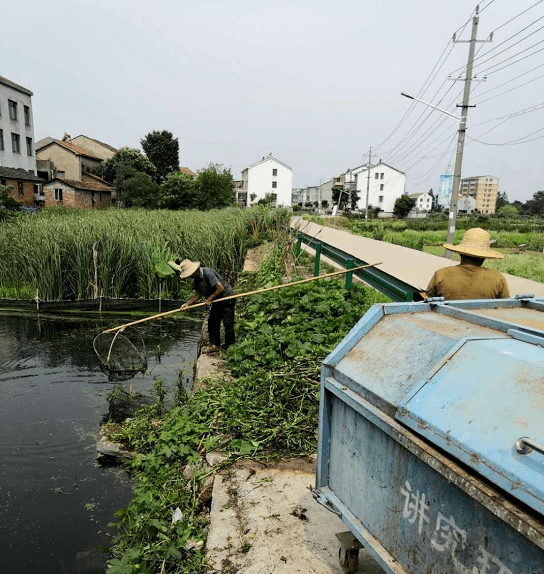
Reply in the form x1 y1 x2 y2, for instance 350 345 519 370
350 160 405 216
410 191 434 212
239 153 293 207
460 175 499 214
0 75 43 206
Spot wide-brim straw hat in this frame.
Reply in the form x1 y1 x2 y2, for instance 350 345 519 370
443 227 504 259
167 259 200 278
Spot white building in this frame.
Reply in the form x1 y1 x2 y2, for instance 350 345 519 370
0 75 37 173
240 153 293 207
350 160 405 216
458 195 477 214
410 191 434 212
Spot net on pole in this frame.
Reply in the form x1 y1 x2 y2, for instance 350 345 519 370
93 329 147 380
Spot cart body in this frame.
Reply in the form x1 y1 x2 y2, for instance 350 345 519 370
315 297 544 574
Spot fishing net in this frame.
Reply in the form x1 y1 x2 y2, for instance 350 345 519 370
93 329 147 380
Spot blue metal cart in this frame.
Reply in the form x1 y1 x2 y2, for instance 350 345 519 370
313 296 544 573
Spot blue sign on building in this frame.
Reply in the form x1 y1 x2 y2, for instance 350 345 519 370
437 175 453 207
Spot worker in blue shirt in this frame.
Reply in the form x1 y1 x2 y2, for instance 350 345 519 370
169 259 235 352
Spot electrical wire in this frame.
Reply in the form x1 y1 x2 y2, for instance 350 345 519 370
471 61 544 101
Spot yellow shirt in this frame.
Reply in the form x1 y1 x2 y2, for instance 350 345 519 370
426 265 510 300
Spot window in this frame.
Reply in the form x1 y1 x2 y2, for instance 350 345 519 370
1 179 6 186
26 137 32 156
54 188 63 201
18 182 24 196
0 129 3 150
375 173 379 179
8 100 17 121
380 173 384 179
24 106 30 126
272 181 277 188
379 195 384 203
11 133 20 154
380 184 384 191
272 168 277 176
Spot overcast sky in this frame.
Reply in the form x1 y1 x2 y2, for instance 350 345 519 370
4 0 543 202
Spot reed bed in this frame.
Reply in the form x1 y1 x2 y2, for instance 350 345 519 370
0 206 289 301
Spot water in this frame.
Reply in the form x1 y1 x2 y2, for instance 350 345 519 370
0 311 202 574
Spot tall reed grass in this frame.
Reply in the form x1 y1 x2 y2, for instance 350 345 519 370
0 206 289 301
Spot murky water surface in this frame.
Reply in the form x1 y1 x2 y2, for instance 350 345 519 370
0 311 202 574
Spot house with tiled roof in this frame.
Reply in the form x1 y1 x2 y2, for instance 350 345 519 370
179 167 196 178
70 135 117 160
43 172 113 209
36 134 105 181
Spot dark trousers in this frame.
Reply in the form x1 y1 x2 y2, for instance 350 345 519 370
208 300 235 348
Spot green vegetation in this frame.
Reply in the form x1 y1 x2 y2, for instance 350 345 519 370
103 238 390 573
0 206 289 301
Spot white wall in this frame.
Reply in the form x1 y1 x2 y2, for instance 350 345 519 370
0 80 37 173
246 156 293 207
355 163 405 215
416 193 433 211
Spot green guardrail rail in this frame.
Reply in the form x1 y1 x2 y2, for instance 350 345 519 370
296 232 424 302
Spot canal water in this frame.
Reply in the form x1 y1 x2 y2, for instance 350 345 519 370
0 310 202 574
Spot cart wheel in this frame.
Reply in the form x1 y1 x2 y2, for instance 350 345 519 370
339 547 359 573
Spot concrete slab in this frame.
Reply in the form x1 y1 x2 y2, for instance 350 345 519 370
206 459 385 574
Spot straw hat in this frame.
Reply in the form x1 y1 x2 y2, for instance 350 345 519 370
167 259 200 278
443 228 504 259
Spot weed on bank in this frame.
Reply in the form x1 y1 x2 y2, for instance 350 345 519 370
104 268 390 573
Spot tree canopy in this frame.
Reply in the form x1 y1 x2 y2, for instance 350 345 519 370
193 163 236 210
393 194 416 218
158 172 198 210
141 130 179 183
95 147 156 184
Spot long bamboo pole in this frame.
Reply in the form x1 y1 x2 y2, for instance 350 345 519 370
103 262 381 333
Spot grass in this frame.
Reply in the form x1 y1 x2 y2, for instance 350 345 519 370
0 206 290 301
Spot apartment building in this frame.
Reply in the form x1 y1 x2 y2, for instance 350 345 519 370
0 75 43 206
460 175 499 214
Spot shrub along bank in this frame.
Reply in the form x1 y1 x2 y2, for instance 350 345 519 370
103 249 390 574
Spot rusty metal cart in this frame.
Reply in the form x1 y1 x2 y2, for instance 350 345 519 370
313 296 544 573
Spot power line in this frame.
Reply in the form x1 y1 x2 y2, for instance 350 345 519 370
467 125 544 145
374 11 474 152
476 43 544 76
471 61 544 100
473 69 544 104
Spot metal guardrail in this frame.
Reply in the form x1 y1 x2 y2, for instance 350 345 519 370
295 232 423 302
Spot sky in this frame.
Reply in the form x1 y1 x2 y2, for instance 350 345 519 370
3 0 544 203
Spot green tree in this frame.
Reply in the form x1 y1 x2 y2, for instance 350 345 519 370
193 163 236 210
116 169 159 208
141 130 179 183
497 204 519 218
95 147 156 184
523 191 544 215
158 171 197 210
393 194 416 218
496 191 509 209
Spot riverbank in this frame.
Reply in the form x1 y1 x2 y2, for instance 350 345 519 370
101 237 390 574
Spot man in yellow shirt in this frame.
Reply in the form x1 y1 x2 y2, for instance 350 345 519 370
426 228 510 300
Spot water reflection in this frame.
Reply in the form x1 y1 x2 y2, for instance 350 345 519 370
0 311 202 574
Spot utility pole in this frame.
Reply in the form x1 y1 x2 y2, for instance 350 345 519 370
365 147 372 222
445 6 491 258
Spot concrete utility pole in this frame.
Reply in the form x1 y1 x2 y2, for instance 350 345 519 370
445 6 491 258
365 147 372 222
